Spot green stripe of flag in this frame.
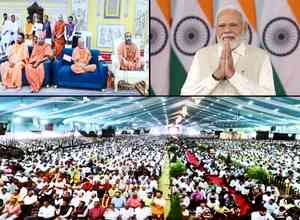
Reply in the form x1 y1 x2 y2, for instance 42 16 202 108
272 66 286 96
260 44 286 96
169 48 187 96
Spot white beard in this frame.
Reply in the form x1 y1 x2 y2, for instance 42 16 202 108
217 33 246 50
218 37 243 50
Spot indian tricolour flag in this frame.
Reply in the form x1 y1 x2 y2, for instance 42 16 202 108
170 0 214 95
150 0 171 95
259 0 300 95
217 0 259 46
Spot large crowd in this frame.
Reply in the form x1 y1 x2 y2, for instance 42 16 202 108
0 135 167 220
2 135 300 219
168 138 300 220
205 140 300 194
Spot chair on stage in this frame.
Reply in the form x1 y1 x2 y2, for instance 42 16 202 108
111 37 148 92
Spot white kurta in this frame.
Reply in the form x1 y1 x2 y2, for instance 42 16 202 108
1 20 12 46
10 21 20 44
181 42 276 96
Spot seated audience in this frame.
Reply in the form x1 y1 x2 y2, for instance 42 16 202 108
167 137 300 219
0 135 166 219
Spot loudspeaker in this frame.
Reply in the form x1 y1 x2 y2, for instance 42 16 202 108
102 126 115 137
0 123 8 135
88 131 97 137
78 130 88 137
214 130 222 138
79 130 98 137
134 129 140 135
273 133 295 141
256 131 269 140
143 128 150 134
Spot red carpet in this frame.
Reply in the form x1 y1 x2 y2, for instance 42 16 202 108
186 151 252 216
206 175 227 186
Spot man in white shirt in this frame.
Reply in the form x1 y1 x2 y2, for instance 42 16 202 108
1 13 12 49
23 190 37 205
134 202 151 220
195 203 208 217
38 200 56 219
9 15 20 45
23 190 38 217
251 207 275 220
181 5 275 96
149 177 158 192
264 199 279 216
119 204 134 220
103 204 120 220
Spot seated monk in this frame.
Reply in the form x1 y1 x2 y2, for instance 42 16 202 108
117 32 144 71
25 32 53 93
71 37 96 74
0 33 29 90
